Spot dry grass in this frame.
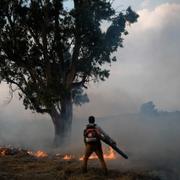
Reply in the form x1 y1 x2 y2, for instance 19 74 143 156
0 155 160 180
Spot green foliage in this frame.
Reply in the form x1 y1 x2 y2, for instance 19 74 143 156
0 0 138 114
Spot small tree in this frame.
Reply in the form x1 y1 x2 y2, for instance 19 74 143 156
0 0 138 146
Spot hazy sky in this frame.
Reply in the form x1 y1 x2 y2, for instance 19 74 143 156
77 0 180 117
0 0 180 119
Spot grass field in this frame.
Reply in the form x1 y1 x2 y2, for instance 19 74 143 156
0 152 162 180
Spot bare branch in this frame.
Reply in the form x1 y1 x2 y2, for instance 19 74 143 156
3 84 18 105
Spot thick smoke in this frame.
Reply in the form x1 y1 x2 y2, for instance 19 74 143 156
72 105 180 179
0 88 53 150
0 92 180 179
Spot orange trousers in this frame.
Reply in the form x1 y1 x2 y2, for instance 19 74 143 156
82 142 108 174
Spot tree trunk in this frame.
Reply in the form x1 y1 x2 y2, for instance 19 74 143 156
50 95 73 147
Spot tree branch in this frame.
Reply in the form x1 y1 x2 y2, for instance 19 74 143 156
28 28 43 50
72 74 87 88
6 77 49 113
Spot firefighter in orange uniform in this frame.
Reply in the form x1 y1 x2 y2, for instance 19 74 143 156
82 116 114 175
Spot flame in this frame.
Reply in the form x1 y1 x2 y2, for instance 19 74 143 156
0 149 6 156
63 154 73 160
34 150 48 158
0 147 11 156
103 147 116 159
79 147 116 161
0 146 117 161
28 150 48 158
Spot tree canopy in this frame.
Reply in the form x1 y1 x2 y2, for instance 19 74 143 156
0 0 138 116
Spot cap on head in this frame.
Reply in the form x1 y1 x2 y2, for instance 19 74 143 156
88 116 95 124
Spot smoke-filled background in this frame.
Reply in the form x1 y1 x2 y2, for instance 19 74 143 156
0 0 180 179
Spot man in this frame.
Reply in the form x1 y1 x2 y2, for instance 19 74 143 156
82 116 116 175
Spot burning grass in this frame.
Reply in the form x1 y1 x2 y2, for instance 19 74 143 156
79 147 116 161
0 146 163 180
0 146 116 160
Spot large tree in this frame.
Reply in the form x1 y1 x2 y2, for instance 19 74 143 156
0 0 138 146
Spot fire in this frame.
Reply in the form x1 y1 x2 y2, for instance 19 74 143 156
79 147 116 161
33 150 48 158
1 146 117 161
103 147 116 160
0 148 6 156
28 150 48 158
63 154 73 160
